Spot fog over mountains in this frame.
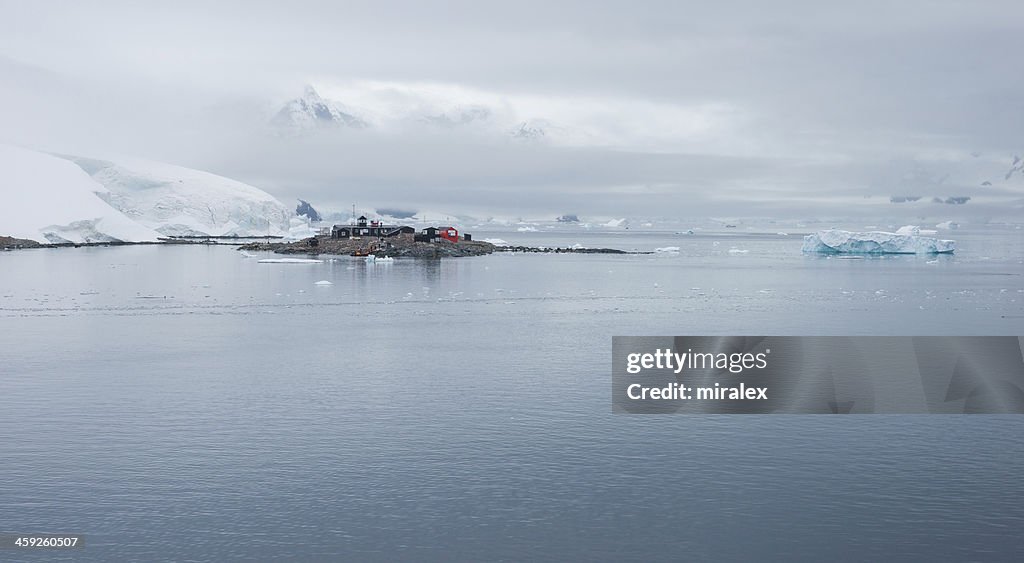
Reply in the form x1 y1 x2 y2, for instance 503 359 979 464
0 0 1022 224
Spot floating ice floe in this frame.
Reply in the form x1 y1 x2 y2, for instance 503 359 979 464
936 220 960 230
314 280 333 285
802 228 955 254
481 238 509 246
516 226 538 232
727 248 749 254
257 258 323 263
654 246 680 253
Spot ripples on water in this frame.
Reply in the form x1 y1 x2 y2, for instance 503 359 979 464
1 229 1023 561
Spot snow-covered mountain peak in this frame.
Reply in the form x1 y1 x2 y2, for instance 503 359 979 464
271 85 368 133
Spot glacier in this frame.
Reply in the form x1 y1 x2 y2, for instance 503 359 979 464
64 155 293 237
0 145 160 243
802 228 955 254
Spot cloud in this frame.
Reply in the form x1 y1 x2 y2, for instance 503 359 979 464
0 0 1022 219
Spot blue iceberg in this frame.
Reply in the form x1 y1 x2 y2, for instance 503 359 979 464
802 227 955 254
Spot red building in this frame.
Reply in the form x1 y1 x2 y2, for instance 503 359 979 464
439 227 459 243
414 226 466 243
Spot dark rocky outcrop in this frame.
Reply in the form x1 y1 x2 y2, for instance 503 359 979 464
1 236 43 249
295 200 322 222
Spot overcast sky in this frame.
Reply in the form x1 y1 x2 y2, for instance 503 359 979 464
1 0 1022 219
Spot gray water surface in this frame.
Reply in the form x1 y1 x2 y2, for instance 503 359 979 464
1 228 1023 561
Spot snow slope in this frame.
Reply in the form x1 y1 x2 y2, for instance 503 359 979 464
0 145 160 243
65 155 293 237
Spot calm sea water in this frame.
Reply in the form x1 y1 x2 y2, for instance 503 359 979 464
1 226 1023 561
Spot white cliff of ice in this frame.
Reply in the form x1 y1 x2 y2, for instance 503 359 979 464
0 145 160 243
65 155 293 237
802 229 955 254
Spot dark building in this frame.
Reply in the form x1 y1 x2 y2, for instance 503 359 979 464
414 226 461 243
414 227 438 242
332 216 415 239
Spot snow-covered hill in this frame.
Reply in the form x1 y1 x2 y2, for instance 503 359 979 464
0 145 160 243
64 155 294 237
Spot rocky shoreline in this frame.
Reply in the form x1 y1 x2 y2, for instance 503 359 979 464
493 245 649 254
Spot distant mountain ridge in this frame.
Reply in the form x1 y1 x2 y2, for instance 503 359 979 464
269 85 555 142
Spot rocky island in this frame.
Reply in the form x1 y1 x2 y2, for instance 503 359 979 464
239 234 498 258
238 234 646 258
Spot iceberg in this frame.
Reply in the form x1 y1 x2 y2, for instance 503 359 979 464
895 225 937 236
802 229 955 254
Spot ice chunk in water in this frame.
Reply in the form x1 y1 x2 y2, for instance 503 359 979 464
802 229 955 254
